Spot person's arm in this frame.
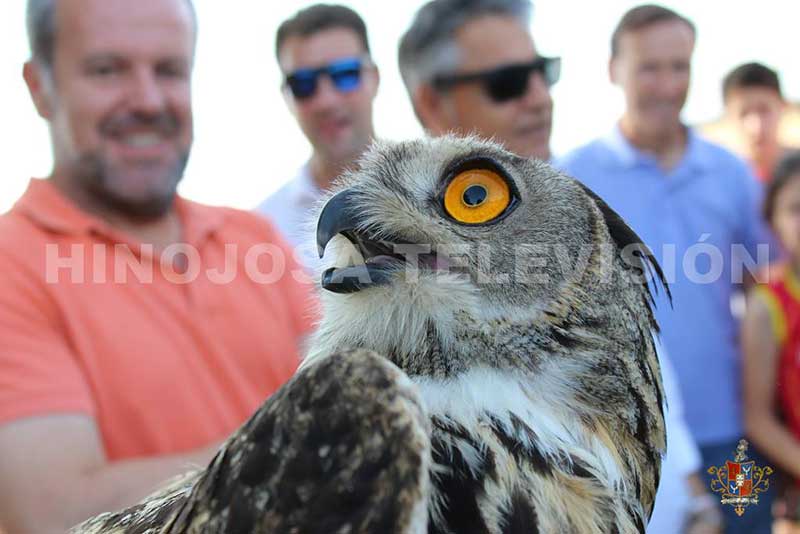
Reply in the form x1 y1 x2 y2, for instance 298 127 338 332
653 339 722 533
683 472 723 534
742 290 800 480
0 414 220 533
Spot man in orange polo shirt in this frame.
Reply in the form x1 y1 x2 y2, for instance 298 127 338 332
0 0 317 532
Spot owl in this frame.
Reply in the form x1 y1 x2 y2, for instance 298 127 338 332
72 135 666 534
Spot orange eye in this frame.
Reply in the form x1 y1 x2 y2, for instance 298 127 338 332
443 168 512 224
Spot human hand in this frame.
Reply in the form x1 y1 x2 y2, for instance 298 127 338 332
683 493 723 534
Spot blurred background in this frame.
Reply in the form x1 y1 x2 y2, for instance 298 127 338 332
0 0 798 213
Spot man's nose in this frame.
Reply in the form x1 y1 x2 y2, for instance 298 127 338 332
743 113 765 137
519 70 552 108
306 75 343 110
654 69 687 99
127 69 167 113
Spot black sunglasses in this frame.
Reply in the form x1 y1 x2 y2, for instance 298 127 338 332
432 56 561 103
284 57 367 100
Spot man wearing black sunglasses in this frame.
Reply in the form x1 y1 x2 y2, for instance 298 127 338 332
399 0 556 161
258 4 379 270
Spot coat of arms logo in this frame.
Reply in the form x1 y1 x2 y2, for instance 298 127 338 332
707 439 773 516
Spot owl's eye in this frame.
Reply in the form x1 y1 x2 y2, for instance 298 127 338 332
443 168 511 224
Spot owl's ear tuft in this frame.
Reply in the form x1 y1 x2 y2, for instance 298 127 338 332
576 181 671 309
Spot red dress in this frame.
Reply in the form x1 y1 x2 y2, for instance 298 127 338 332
757 267 800 463
758 268 800 520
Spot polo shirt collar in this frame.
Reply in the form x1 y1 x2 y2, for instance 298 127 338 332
15 178 96 236
15 178 225 246
605 124 643 168
174 196 226 246
603 123 714 173
683 129 715 172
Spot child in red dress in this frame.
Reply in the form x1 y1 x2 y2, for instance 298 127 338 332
743 151 800 532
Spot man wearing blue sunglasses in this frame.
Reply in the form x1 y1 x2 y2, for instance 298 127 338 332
258 4 379 271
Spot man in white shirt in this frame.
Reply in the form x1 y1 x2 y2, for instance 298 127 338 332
258 4 379 270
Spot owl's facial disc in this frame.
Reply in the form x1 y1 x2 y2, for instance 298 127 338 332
316 189 448 294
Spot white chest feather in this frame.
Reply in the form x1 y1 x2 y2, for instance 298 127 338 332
413 367 626 490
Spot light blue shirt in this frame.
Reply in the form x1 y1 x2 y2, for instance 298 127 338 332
557 126 773 446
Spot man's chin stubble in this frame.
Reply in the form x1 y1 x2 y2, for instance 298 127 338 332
75 153 189 221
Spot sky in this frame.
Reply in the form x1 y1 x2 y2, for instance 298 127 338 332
0 0 797 213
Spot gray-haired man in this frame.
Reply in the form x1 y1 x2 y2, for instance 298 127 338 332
398 0 559 160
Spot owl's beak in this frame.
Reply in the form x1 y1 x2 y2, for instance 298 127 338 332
316 189 361 259
317 189 448 293
316 189 398 294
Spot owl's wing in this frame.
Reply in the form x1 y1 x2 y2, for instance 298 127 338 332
71 349 431 534
69 471 199 534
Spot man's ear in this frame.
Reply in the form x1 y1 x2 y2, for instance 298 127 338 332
608 57 619 86
280 84 298 117
23 61 55 120
413 84 451 136
367 65 380 97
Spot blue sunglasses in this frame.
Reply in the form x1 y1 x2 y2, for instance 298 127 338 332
285 57 367 100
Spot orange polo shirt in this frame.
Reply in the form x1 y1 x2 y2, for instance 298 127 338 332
0 179 318 460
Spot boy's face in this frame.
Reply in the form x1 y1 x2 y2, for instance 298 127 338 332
725 87 785 155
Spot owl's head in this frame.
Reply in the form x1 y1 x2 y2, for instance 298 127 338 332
309 135 664 370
